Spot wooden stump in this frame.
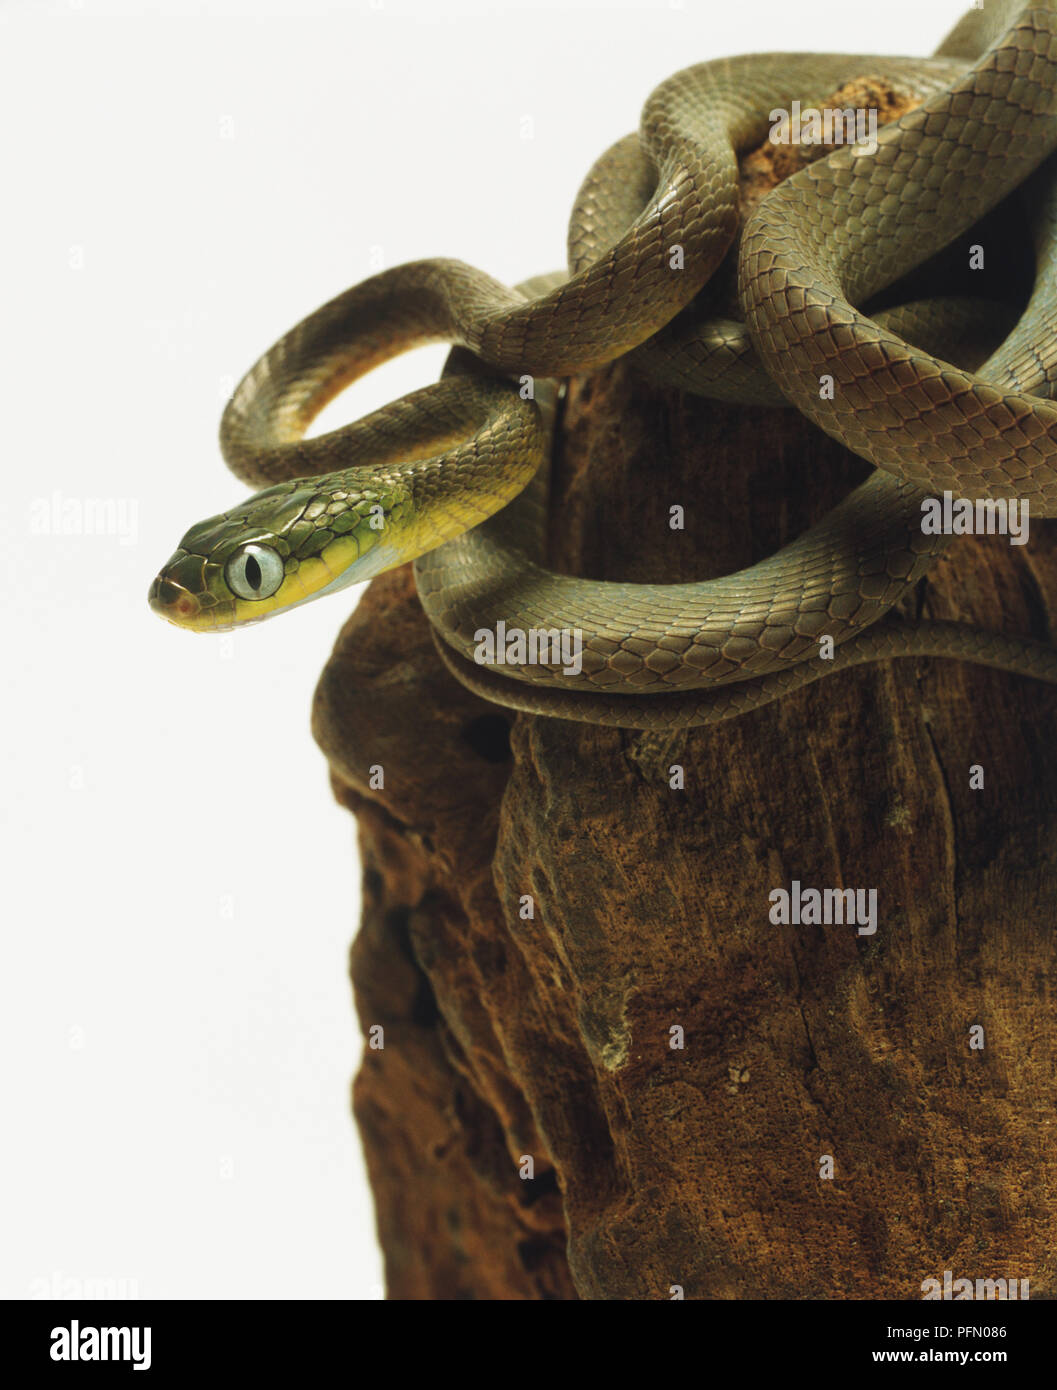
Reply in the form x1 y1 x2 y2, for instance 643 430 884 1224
312 336 1057 1297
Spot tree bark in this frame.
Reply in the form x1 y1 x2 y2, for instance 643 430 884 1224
311 82 1057 1296
312 330 1057 1297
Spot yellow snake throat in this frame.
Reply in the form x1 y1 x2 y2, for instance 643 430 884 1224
150 480 411 633
149 0 1057 726
149 376 547 630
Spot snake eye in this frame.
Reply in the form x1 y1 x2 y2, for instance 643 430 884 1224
225 543 284 601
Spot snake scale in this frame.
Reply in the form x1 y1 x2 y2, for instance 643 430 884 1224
150 0 1057 729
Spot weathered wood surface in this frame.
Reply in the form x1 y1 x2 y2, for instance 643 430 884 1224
313 341 1057 1297
311 93 1057 1296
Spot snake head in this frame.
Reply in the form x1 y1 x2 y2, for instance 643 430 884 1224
148 477 411 631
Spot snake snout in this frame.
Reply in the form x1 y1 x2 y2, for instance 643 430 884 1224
148 574 201 625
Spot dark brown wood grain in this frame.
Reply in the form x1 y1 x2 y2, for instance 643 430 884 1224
312 354 1057 1298
310 83 1057 1297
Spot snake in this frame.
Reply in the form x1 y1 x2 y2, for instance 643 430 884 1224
149 0 1057 729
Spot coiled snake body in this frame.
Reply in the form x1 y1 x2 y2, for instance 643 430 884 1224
150 0 1057 728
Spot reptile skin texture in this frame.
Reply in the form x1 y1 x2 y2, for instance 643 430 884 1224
151 0 1057 728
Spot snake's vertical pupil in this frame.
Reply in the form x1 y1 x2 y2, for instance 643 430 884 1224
225 543 284 601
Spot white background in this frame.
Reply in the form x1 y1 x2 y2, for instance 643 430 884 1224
2 0 967 1300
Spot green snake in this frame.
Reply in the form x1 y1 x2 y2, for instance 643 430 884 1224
149 0 1057 728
